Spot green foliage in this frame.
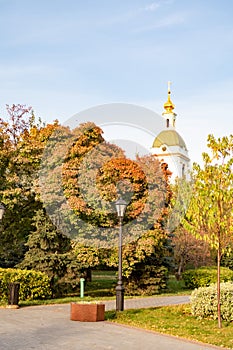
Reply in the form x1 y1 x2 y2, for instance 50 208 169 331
221 244 233 271
18 210 83 297
183 134 233 327
184 135 233 252
183 266 233 289
0 113 174 297
84 270 116 297
168 179 213 279
72 243 113 271
191 282 233 322
120 228 170 295
0 105 59 267
54 122 173 295
166 275 187 293
0 267 52 301
124 265 168 296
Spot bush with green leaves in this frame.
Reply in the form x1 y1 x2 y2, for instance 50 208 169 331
124 265 168 296
0 267 52 302
182 266 233 289
221 245 233 271
191 282 233 322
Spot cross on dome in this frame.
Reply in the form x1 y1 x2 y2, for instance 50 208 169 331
163 81 176 116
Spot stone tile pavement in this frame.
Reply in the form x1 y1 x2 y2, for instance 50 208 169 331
105 294 190 310
0 295 228 350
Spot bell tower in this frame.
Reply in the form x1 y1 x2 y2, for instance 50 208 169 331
162 81 176 129
151 83 191 181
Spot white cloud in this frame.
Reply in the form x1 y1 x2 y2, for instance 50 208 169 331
135 12 186 32
144 2 160 12
144 0 174 12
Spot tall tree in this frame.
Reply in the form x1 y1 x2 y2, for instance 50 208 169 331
168 178 213 279
184 134 233 328
0 104 59 266
17 119 174 295
18 209 82 296
96 153 173 294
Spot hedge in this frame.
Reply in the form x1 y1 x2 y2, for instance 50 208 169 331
191 282 233 322
0 267 52 301
182 266 233 289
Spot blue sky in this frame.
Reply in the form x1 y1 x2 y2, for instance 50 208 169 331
0 0 233 164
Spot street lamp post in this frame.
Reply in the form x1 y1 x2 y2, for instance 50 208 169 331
0 203 5 220
115 197 127 312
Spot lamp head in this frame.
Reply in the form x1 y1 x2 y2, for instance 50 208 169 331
115 197 127 218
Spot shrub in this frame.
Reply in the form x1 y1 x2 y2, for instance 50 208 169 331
221 246 233 271
191 282 233 322
124 265 168 296
0 267 52 302
182 266 233 289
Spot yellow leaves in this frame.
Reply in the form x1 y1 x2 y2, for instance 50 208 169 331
184 134 233 254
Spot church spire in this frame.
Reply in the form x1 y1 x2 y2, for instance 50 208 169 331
162 81 176 128
163 81 176 115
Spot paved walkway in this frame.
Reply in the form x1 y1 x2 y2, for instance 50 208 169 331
0 296 228 350
105 294 190 310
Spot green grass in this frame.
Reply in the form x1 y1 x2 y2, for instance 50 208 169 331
105 304 233 349
18 295 116 307
84 270 117 297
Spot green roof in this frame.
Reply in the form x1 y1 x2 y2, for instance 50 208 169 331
152 130 187 150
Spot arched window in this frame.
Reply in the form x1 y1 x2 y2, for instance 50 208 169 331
166 119 169 128
182 164 185 177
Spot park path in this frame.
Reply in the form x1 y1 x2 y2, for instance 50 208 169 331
104 294 190 310
0 295 229 350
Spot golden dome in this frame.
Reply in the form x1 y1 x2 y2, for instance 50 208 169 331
162 81 176 115
152 130 187 151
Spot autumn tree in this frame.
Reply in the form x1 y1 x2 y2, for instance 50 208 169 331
16 118 174 294
184 134 233 328
95 153 173 294
62 123 125 229
168 178 213 279
41 121 173 293
0 104 59 266
172 227 213 278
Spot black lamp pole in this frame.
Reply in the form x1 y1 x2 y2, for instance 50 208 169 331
0 203 5 221
115 197 127 312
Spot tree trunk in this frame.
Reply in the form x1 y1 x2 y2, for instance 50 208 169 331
85 267 92 282
217 248 222 328
176 258 184 280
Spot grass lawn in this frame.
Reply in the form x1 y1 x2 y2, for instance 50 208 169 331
106 304 233 349
84 270 117 297
86 271 191 297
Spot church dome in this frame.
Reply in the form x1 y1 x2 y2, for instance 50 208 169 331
152 129 187 151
